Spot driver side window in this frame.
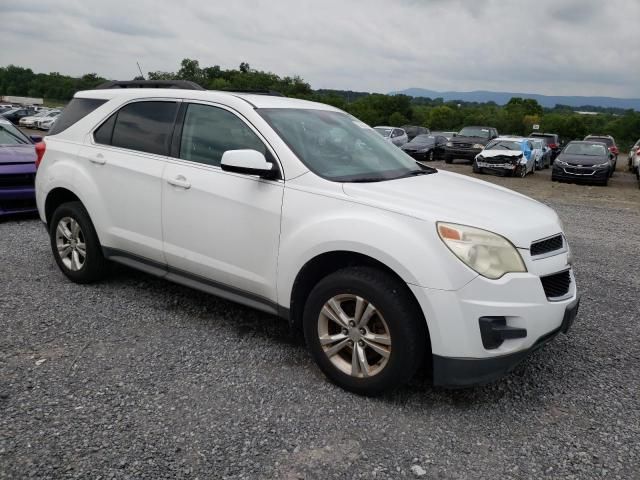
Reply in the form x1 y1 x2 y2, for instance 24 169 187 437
179 104 267 167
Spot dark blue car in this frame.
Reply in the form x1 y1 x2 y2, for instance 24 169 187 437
0 118 40 217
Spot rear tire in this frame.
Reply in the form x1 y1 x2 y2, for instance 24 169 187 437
303 267 427 396
49 201 108 284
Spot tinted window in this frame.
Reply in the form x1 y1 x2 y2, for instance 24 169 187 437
94 113 117 145
49 98 106 135
179 103 266 166
111 101 178 155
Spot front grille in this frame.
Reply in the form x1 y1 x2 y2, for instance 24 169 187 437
531 234 563 256
540 270 571 299
565 167 594 175
0 173 35 188
453 143 472 149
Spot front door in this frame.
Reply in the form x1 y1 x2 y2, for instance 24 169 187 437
161 102 284 305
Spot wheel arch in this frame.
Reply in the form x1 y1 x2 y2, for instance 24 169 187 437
44 187 83 226
288 250 430 350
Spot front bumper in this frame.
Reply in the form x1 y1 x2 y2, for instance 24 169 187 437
552 165 609 183
432 295 580 387
444 147 481 160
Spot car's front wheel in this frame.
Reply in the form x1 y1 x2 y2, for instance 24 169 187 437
303 267 427 396
50 201 108 283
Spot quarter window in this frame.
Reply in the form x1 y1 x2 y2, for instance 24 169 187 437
179 103 266 167
107 101 178 155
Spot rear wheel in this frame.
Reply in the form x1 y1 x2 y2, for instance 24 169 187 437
50 201 107 283
303 267 427 396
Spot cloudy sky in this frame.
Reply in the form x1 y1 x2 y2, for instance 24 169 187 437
2 0 639 98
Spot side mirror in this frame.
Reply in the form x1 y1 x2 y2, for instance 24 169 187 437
220 149 276 179
30 135 43 143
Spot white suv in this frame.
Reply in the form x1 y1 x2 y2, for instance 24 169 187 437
35 81 580 395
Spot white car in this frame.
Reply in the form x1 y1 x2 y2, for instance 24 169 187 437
628 139 640 174
36 113 60 131
473 137 536 177
374 126 408 146
35 83 579 394
19 110 57 128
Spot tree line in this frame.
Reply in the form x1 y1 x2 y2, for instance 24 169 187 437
1 61 638 148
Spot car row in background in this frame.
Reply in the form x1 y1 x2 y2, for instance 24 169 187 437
373 126 408 146
0 117 41 216
628 139 640 174
400 134 448 161
443 126 499 163
1 105 63 130
19 109 61 129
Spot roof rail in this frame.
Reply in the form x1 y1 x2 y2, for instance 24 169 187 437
222 89 285 97
95 80 206 90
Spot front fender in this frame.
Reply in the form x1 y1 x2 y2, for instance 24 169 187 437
277 185 478 308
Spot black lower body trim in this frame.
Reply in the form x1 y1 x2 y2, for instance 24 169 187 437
433 295 580 387
103 247 287 319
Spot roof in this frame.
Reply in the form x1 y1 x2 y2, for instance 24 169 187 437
75 88 340 111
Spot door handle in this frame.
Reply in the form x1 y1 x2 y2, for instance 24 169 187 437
90 153 106 165
167 175 191 189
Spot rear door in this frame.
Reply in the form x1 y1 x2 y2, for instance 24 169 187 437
161 102 284 305
83 99 179 264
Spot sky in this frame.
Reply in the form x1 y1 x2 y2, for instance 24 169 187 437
2 0 639 98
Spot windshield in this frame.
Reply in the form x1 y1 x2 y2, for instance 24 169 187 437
0 122 30 145
485 139 522 151
564 143 607 156
458 127 491 138
374 127 392 137
259 109 431 182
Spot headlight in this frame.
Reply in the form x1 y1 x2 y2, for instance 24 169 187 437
472 143 484 149
437 222 526 279
446 142 453 147
555 160 568 166
594 162 610 168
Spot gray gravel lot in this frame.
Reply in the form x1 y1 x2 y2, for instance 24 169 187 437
1 166 639 479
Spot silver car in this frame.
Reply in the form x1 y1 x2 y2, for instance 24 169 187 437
374 126 408 146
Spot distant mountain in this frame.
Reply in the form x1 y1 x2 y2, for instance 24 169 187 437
392 88 640 111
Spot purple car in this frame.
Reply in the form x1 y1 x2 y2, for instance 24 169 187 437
0 118 40 216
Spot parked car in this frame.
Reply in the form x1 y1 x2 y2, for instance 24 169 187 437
530 138 551 170
627 139 640 173
374 126 408 146
473 137 535 177
1 107 35 125
552 141 613 186
20 110 58 128
529 133 561 161
0 117 40 216
36 112 61 131
400 134 448 161
444 126 499 163
401 125 430 141
584 135 618 173
36 82 579 395
430 131 457 140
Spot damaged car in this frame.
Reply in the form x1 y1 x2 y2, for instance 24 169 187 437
473 137 535 177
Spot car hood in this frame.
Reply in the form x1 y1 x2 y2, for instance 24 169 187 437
342 171 560 248
0 144 36 164
450 136 490 145
557 153 607 166
478 150 523 158
402 141 435 150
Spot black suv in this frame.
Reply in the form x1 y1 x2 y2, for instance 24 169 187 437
444 126 498 163
529 133 561 160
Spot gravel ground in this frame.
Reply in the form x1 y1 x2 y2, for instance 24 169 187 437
1 164 639 479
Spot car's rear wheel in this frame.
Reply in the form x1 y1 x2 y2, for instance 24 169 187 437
50 201 107 283
303 267 427 396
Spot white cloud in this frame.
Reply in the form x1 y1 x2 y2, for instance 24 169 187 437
0 0 638 97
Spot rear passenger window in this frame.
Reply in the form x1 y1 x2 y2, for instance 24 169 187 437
179 103 266 166
94 113 116 145
49 98 107 135
110 101 178 156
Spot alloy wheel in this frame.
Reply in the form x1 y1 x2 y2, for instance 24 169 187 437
55 217 86 271
317 294 391 378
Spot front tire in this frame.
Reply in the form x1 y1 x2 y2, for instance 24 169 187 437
50 201 107 283
303 267 427 396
